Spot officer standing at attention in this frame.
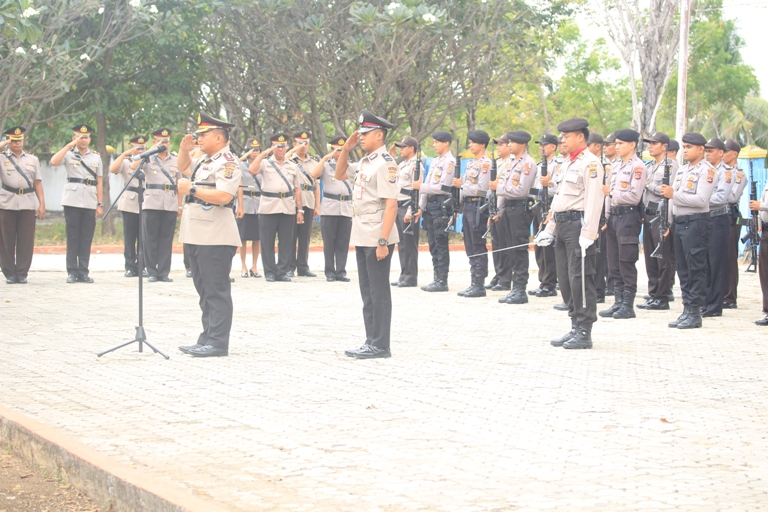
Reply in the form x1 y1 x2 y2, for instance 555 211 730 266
237 139 263 278
455 130 491 298
661 132 716 329
335 111 399 359
534 118 604 349
176 113 241 357
418 131 455 292
311 135 354 282
248 133 302 282
50 124 104 283
722 139 746 309
485 132 514 291
286 131 319 277
597 132 618 302
0 127 45 284
598 129 646 320
638 132 679 311
109 136 146 277
751 177 768 326
389 136 422 288
529 133 560 298
493 130 537 305
134 128 181 282
702 138 733 317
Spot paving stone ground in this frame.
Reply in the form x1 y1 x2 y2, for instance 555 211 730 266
1 248 767 511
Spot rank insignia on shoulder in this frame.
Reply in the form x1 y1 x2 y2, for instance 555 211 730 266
212 153 221 160
369 153 378 161
224 153 234 161
382 153 393 162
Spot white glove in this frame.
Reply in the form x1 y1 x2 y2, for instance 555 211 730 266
534 231 555 247
579 236 595 250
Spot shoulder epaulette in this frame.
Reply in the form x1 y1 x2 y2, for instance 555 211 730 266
382 153 394 162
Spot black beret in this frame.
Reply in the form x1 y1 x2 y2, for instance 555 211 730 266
269 133 291 145
432 130 453 143
467 130 490 145
152 128 172 138
704 137 726 150
643 131 670 145
329 135 347 147
614 129 640 143
536 133 558 146
359 110 394 133
668 140 680 151
604 133 616 144
394 136 419 148
129 135 148 145
681 133 707 146
557 117 589 133
507 130 531 144
724 139 741 153
587 132 604 145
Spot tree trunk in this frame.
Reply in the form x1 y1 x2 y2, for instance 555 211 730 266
95 111 115 235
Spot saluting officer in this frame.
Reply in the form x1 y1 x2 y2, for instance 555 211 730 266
0 127 45 284
137 128 181 282
418 131 455 292
751 177 768 326
286 131 320 277
311 135 354 282
661 133 717 329
485 132 513 291
335 111 399 359
109 135 146 277
249 133 302 282
237 138 263 278
598 129 646 320
50 124 104 283
176 113 241 357
723 139 746 309
390 136 422 288
534 118 604 349
529 133 560 298
455 130 491 298
638 132 679 311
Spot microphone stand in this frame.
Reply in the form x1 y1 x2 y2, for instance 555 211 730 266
97 156 169 359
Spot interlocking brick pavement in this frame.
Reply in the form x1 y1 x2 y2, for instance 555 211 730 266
1 249 767 510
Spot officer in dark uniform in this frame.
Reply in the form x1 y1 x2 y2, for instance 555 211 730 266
109 135 146 277
176 113 241 357
661 133 716 329
723 139 746 308
529 133 559 297
335 111 399 359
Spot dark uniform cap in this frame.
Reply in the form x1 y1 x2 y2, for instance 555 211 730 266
394 136 419 148
73 124 94 135
614 129 640 143
467 130 490 145
152 128 172 138
269 133 291 146
129 135 147 145
4 126 26 141
329 135 347 147
358 110 394 133
587 132 604 145
507 130 531 144
195 112 235 134
681 133 707 146
536 133 558 146
493 133 511 144
431 130 453 143
604 133 616 144
557 117 589 133
668 140 680 151
248 138 261 148
643 131 670 145
293 131 311 141
704 137 726 150
724 139 741 153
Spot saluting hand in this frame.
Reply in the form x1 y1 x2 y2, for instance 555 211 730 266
0 139 9 149
388 144 397 158
343 132 360 151
180 134 195 153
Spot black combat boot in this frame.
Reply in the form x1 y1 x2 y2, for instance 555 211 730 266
646 299 670 310
551 321 579 347
421 272 439 291
424 273 448 292
677 306 702 329
668 306 691 328
563 323 593 349
457 281 474 297
612 291 636 319
505 285 528 304
463 278 486 298
599 290 623 317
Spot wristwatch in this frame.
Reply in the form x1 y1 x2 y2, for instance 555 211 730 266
377 237 387 246
189 186 197 196
97 202 103 207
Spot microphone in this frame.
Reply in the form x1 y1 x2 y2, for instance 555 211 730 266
129 145 167 162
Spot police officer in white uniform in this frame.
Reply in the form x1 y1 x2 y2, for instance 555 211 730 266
109 135 146 277
288 131 320 277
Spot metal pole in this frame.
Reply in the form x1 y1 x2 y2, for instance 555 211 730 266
674 0 691 164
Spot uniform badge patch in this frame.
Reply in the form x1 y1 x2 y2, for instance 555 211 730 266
388 169 397 184
686 182 693 189
512 180 519 186
482 162 490 173
621 182 628 189
725 171 732 184
736 174 743 184
634 168 643 180
707 169 715 183
524 163 531 175
588 163 598 178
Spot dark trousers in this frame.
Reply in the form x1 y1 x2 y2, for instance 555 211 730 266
595 227 607 297
461 201 489 279
290 206 313 273
723 216 742 303
0 209 36 280
532 211 557 289
122 211 140 274
63 206 96 278
555 216 597 326
704 213 730 314
260 213 295 278
356 245 394 349
496 203 533 288
143 209 176 278
674 216 711 308
183 243 191 271
395 204 419 285
642 215 675 300
759 230 768 313
605 210 642 295
187 244 237 349
321 215 352 278
489 221 503 285
423 198 451 277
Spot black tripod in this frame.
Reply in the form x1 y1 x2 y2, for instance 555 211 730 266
97 157 169 359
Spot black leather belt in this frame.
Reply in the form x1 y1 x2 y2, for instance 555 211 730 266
325 192 351 201
1 184 34 195
399 187 412 195
397 199 411 207
503 199 527 208
710 206 729 217
247 190 261 198
126 186 141 193
146 183 177 191
675 212 710 224
463 197 484 203
186 195 234 208
427 194 449 203
262 191 292 198
299 184 316 191
554 210 583 223
610 205 640 215
68 177 97 186
529 188 541 196
440 185 453 193
645 201 659 215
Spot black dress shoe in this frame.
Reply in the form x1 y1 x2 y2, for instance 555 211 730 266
66 274 78 284
646 299 670 311
528 288 542 296
78 275 94 283
298 271 317 277
249 270 262 278
5 277 16 284
344 344 391 359
125 270 137 277
188 344 228 357
327 276 336 282
534 287 557 297
241 272 250 278
265 275 276 282
276 274 292 282
287 270 295 277
15 277 27 284
158 276 173 282
563 327 593 349
186 270 192 278
178 344 203 354
230 277 235 282
701 310 721 318
755 316 768 326
491 284 511 291
643 294 651 301
337 276 351 282
553 302 568 311
147 276 158 282
722 301 737 309
391 280 401 286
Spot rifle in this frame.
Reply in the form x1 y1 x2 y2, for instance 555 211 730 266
444 138 462 232
742 160 759 272
650 146 670 259
480 141 498 239
403 144 421 236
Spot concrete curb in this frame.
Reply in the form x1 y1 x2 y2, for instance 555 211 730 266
0 404 233 512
